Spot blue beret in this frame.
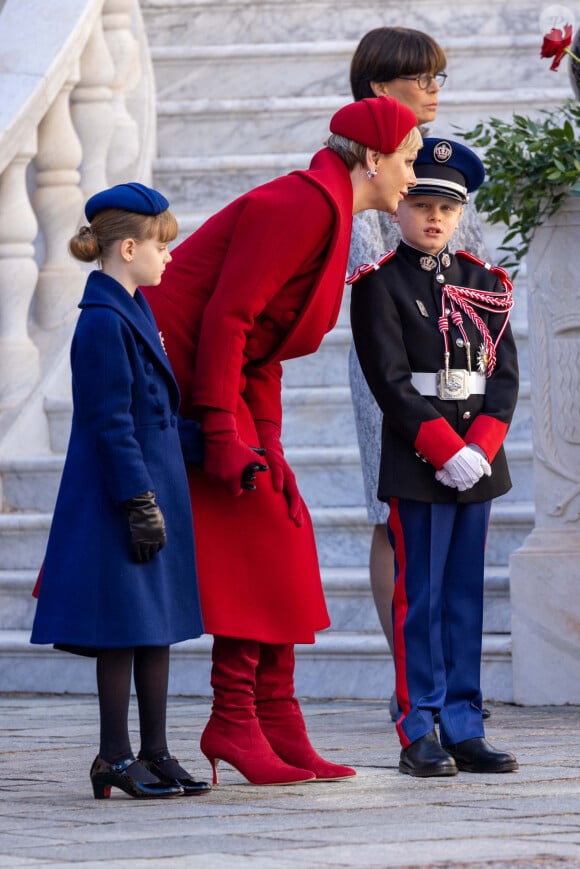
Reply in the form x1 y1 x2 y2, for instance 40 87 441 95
85 182 169 222
409 138 485 203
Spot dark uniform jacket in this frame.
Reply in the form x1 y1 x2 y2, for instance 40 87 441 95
350 241 519 504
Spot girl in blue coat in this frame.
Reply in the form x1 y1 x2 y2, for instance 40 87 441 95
31 183 208 800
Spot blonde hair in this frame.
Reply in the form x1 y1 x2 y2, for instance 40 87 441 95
69 208 178 263
326 124 422 170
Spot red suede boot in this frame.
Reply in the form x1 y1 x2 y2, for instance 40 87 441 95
255 643 357 781
199 636 315 786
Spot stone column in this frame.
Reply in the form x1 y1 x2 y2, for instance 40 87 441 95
33 79 85 330
510 193 580 704
103 0 141 183
70 16 115 199
0 138 41 410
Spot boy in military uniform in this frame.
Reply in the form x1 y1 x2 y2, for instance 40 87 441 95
349 138 519 777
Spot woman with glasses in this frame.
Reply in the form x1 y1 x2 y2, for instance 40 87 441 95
347 27 490 722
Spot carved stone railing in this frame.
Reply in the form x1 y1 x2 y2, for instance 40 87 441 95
510 193 580 704
0 0 156 430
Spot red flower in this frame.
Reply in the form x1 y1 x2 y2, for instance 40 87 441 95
541 24 573 71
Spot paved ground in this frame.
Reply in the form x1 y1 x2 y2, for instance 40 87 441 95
1 695 579 868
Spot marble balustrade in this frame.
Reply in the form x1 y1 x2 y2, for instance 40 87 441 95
0 0 155 418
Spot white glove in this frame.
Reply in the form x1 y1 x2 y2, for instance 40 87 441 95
435 445 492 492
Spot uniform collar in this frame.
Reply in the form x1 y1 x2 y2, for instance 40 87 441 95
397 240 454 279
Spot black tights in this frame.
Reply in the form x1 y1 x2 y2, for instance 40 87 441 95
96 645 169 764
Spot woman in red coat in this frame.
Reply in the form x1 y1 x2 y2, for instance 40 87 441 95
144 96 420 786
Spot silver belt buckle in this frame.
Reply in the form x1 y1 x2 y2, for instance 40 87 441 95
436 369 470 400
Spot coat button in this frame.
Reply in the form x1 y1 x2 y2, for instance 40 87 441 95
282 310 298 323
456 338 464 348
148 383 158 395
145 362 154 374
462 411 471 420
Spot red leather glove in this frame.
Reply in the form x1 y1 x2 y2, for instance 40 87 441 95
255 419 304 526
202 409 267 496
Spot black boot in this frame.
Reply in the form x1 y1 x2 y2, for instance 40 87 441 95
399 730 458 777
444 737 518 773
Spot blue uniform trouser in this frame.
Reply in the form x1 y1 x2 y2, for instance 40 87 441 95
387 497 491 749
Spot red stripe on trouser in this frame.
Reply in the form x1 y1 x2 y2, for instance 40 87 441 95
387 498 412 749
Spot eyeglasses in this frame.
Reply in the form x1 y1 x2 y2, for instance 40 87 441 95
397 72 448 90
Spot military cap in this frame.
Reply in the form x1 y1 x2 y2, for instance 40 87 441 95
409 138 485 203
330 96 418 155
85 182 169 222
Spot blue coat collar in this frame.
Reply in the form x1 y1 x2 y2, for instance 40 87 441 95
79 270 176 387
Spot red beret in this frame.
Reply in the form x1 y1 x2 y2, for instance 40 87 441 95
329 96 418 155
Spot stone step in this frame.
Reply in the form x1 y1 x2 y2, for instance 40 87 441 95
0 513 51 571
44 396 72 455
149 35 558 103
0 454 62 513
281 381 531 448
282 385 356 447
0 495 532 576
0 562 509 635
310 502 534 569
0 570 38 630
0 436 532 516
0 628 512 701
290 439 532 507
156 96 336 159
140 0 555 58
155 86 568 161
154 152 311 216
151 41 355 102
281 326 351 387
321 565 511 635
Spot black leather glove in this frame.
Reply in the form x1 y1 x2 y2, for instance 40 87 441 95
124 491 167 563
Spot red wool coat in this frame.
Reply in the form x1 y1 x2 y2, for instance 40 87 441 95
144 148 354 643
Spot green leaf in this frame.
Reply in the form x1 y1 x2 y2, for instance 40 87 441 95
454 99 580 265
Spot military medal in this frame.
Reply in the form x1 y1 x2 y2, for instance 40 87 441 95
476 342 489 374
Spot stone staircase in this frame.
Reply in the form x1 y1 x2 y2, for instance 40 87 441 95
0 0 569 699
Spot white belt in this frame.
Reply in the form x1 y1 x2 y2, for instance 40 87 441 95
411 370 486 400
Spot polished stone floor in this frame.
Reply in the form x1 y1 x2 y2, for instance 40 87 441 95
1 695 579 868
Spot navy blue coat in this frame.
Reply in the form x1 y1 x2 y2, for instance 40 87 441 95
31 271 204 650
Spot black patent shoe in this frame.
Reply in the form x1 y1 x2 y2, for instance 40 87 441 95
399 730 458 777
444 737 518 773
139 751 212 796
90 755 184 799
